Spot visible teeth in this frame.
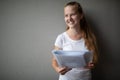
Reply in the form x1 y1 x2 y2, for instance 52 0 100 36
69 22 73 24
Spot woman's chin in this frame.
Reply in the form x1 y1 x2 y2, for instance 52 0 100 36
68 25 75 28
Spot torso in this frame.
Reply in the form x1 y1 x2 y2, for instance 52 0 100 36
62 32 87 51
55 32 91 80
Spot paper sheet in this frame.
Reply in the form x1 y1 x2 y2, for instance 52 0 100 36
52 50 93 68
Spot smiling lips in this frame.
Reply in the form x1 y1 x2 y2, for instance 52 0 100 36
67 18 74 23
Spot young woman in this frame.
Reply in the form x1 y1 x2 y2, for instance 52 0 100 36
52 1 98 80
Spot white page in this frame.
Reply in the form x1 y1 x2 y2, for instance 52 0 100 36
52 50 93 68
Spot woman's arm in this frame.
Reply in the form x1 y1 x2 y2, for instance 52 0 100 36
52 46 71 75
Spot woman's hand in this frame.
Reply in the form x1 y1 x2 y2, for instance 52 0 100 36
85 62 94 69
55 66 72 75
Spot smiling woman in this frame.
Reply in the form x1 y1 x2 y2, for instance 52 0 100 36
0 0 119 80
52 1 98 80
64 5 82 29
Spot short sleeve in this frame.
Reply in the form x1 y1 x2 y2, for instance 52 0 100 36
54 34 63 48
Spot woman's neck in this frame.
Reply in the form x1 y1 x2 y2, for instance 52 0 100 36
68 26 81 35
66 26 83 40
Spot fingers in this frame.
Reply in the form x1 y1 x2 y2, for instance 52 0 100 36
88 62 94 69
85 62 94 69
57 67 72 75
58 67 66 73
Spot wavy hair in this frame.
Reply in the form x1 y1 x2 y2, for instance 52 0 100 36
64 1 99 64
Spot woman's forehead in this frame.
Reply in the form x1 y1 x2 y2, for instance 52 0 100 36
64 5 78 11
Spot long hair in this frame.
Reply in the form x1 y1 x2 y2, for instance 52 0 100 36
64 1 98 64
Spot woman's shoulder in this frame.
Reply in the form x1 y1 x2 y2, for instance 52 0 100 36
56 32 66 39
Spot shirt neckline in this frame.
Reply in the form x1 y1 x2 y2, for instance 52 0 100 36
64 32 84 43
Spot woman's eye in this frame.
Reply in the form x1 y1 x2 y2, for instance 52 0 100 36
65 15 68 17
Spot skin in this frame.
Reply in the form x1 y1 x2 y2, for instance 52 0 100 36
52 5 94 75
64 5 83 40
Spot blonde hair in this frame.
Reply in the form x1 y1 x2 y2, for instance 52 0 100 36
65 1 99 64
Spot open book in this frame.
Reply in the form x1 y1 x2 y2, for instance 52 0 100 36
52 50 93 68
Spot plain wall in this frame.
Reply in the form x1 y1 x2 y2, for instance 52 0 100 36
0 0 120 80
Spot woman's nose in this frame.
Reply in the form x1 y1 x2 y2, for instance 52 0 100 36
68 15 72 20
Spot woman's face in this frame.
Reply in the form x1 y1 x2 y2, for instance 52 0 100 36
64 5 82 28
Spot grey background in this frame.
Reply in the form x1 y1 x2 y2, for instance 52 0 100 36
0 0 120 80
